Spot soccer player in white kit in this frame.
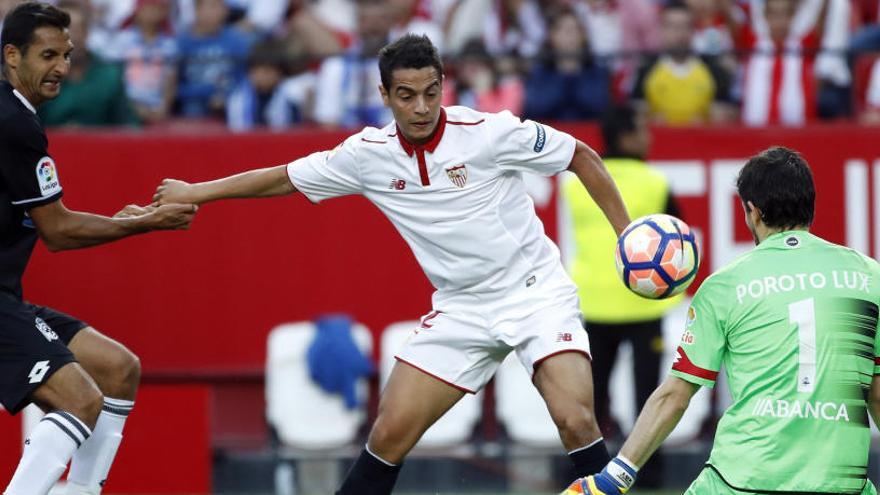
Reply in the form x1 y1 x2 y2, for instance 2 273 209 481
153 34 631 494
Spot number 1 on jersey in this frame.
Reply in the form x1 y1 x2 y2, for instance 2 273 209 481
789 298 817 393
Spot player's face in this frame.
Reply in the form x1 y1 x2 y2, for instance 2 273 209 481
381 67 442 145
6 26 72 106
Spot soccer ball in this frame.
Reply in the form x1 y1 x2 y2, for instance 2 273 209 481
615 214 700 299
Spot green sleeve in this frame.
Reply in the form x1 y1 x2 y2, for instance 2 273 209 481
670 277 727 388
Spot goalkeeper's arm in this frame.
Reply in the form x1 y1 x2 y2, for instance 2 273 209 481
572 376 699 494
618 376 699 467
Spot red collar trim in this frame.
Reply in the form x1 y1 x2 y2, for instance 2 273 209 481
396 107 447 157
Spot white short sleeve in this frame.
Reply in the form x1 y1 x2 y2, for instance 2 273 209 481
287 135 362 203
487 111 576 176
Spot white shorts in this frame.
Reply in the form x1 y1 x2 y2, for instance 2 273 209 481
394 282 591 393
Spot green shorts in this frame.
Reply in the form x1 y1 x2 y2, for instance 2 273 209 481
685 466 878 495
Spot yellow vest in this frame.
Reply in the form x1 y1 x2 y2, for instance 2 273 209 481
561 158 681 323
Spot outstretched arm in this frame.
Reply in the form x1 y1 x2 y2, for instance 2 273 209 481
567 140 630 236
28 200 197 252
618 375 700 467
153 164 296 205
566 376 699 494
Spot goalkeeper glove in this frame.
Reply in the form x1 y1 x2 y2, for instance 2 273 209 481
561 456 638 495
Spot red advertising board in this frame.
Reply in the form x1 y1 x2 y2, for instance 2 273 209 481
17 123 880 374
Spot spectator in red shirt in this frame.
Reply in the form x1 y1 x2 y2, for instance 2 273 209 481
738 0 820 126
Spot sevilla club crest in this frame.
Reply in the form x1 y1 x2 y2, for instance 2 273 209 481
445 164 468 188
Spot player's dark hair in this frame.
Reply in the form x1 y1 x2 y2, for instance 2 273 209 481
663 0 691 14
1 2 70 70
737 146 815 229
601 104 638 159
378 34 443 91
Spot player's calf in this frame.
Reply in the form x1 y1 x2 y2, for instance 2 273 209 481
30 362 103 429
4 364 101 495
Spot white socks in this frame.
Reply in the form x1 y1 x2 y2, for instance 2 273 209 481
66 398 134 495
4 411 91 495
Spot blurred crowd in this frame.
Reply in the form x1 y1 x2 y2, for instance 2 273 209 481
3 0 880 130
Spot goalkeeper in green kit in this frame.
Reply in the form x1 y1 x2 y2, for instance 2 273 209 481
565 147 880 495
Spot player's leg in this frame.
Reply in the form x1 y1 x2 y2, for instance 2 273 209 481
337 310 490 495
5 363 103 495
532 351 610 476
0 300 102 495
336 361 465 495
515 287 611 478
583 321 622 439
65 326 140 494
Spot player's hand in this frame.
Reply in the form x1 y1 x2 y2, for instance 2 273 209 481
113 203 157 219
153 179 195 205
560 475 626 495
145 203 198 230
560 458 637 495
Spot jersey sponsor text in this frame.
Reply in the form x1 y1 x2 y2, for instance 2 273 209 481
751 396 850 422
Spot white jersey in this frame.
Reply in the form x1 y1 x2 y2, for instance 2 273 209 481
287 106 578 311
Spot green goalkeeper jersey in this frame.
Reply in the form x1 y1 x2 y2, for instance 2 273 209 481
670 231 880 493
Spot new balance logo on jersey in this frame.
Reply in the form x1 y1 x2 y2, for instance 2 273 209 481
35 317 58 342
389 179 406 190
556 332 573 342
751 397 850 422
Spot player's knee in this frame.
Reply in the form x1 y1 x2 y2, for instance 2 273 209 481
69 383 103 430
553 407 597 440
119 351 141 390
368 414 413 460
105 348 141 395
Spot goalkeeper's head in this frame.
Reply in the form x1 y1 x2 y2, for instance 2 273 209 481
736 147 815 243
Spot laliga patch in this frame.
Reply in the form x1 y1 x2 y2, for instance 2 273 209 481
35 157 61 197
533 123 546 152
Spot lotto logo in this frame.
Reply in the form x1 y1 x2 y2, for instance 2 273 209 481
389 179 406 190
556 332 573 342
28 361 50 384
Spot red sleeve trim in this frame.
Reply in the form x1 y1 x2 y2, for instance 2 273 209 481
672 346 719 381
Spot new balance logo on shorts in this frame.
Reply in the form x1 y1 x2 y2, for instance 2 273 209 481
556 332 573 342
34 316 58 342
